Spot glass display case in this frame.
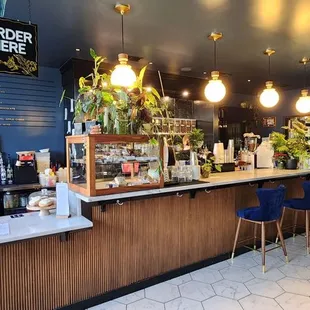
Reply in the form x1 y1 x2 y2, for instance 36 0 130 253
66 135 163 197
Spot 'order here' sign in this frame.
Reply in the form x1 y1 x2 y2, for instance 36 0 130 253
0 18 38 76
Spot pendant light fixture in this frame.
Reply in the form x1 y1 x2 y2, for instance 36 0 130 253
111 3 137 87
296 57 310 114
259 48 280 108
204 32 226 103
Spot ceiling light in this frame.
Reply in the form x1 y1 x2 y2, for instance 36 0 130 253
182 90 189 97
76 48 80 52
203 71 207 75
296 57 310 114
111 3 136 87
248 79 251 82
204 32 226 103
259 48 279 108
149 62 153 65
146 86 152 92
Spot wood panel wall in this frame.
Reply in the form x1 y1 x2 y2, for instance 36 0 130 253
0 178 305 310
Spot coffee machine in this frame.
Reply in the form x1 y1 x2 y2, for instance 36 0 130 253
14 151 38 184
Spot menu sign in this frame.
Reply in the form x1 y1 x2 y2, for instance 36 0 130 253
0 18 38 76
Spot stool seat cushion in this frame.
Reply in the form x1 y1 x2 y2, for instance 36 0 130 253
283 198 309 210
236 185 286 222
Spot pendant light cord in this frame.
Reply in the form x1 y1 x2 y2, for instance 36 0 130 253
28 0 32 24
121 12 125 53
213 40 217 70
304 62 307 88
268 55 271 78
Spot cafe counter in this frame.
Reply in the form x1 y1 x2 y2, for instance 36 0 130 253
0 169 309 310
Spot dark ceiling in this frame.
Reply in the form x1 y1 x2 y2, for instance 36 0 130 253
4 0 310 94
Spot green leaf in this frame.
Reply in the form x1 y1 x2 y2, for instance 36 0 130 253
79 77 85 88
90 48 97 59
101 91 114 103
139 65 147 83
151 87 161 99
59 89 66 106
78 86 91 94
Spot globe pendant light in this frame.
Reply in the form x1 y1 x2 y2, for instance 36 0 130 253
111 3 136 87
204 32 226 103
296 57 310 114
259 48 280 108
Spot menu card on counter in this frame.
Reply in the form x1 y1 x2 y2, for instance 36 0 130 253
56 183 70 219
0 223 9 236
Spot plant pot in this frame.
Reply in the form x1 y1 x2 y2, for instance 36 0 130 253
201 169 210 178
286 158 298 170
276 161 285 169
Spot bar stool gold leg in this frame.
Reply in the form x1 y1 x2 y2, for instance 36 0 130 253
276 220 289 263
254 223 258 250
232 218 242 260
306 211 309 255
276 207 286 244
261 222 266 273
293 211 298 238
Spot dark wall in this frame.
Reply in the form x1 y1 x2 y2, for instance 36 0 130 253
258 89 303 137
0 67 64 162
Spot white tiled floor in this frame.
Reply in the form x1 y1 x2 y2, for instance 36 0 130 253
89 235 310 310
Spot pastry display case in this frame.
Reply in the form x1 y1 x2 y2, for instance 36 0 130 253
66 135 163 197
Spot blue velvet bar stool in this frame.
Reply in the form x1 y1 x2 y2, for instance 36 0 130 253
232 185 288 273
277 181 310 254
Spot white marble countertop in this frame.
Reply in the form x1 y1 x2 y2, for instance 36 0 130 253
0 212 93 245
76 169 310 203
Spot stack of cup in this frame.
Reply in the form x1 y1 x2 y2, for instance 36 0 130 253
227 139 234 163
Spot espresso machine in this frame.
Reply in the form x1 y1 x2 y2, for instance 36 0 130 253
14 151 38 184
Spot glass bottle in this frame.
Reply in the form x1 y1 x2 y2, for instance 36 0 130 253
6 154 13 185
1 162 6 185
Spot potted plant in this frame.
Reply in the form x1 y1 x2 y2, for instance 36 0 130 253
201 156 222 178
60 49 167 135
188 129 204 151
270 120 310 170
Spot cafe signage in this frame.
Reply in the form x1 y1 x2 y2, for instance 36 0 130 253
0 18 38 76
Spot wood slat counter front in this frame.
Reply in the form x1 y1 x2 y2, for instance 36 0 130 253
0 169 309 310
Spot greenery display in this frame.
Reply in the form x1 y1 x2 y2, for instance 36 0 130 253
60 48 167 135
201 156 222 178
270 119 310 166
188 128 204 151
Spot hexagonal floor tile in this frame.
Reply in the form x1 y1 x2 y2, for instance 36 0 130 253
229 256 258 269
249 266 285 281
220 266 254 283
278 277 310 296
287 255 310 267
127 299 164 310
115 290 144 304
279 264 310 280
212 279 250 300
253 255 285 269
191 268 223 284
245 278 284 298
165 297 203 310
88 301 126 310
207 260 230 270
145 282 180 303
202 296 243 310
276 292 310 310
179 280 215 301
166 274 191 286
239 295 282 310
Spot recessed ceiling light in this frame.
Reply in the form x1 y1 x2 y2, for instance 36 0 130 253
203 71 207 75
248 79 251 82
181 67 192 72
149 62 153 65
182 90 189 97
146 86 152 92
76 48 81 52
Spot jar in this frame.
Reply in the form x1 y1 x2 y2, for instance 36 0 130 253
4 192 19 209
19 195 28 208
